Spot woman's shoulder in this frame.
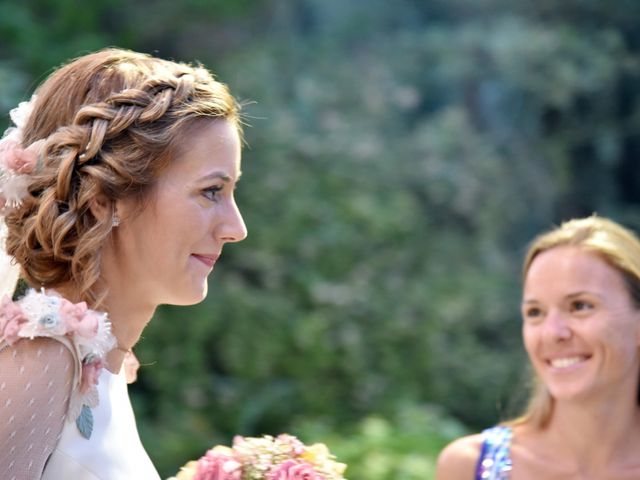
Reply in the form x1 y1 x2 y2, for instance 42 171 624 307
436 426 514 480
0 289 116 414
435 433 484 479
0 336 78 478
1 335 77 403
1 334 76 371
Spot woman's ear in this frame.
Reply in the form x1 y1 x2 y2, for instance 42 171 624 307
89 194 112 223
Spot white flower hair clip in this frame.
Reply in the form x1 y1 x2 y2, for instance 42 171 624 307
0 95 42 212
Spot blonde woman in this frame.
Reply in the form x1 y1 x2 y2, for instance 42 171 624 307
0 48 247 479
437 216 640 479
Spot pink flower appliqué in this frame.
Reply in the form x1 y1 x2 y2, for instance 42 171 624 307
79 358 103 395
267 460 323 480
59 299 98 338
194 448 242 480
0 295 27 345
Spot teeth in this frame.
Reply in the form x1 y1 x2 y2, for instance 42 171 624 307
550 356 586 368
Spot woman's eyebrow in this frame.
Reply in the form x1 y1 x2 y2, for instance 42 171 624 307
199 170 243 183
200 171 232 182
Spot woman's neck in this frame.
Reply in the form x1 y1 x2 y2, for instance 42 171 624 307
50 281 156 373
101 287 156 373
541 391 640 472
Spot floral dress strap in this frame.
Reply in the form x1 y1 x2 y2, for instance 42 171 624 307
0 289 115 438
475 425 513 480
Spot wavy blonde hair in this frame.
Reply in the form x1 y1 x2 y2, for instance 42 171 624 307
5 48 240 306
510 215 640 428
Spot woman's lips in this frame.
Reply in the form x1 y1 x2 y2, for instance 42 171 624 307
545 354 591 370
192 254 219 268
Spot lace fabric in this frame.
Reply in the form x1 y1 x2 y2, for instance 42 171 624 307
0 337 75 480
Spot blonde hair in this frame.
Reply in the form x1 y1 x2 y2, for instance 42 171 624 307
511 215 640 428
5 48 240 305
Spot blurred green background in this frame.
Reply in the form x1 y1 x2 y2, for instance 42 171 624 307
2 1 640 478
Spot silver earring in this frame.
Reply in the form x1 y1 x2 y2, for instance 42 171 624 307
112 214 120 228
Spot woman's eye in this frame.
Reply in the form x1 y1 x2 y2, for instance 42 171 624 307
203 186 223 201
571 300 593 312
523 307 543 321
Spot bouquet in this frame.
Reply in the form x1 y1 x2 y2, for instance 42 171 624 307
169 434 347 480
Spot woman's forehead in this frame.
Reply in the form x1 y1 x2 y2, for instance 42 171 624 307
524 246 626 296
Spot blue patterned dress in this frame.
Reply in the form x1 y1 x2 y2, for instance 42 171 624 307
474 426 513 479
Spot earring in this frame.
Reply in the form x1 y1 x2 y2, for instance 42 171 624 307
112 214 120 228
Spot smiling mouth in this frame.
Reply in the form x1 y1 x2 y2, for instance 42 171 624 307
192 254 219 268
547 355 590 369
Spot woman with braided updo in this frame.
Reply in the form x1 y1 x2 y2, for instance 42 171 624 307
0 48 247 479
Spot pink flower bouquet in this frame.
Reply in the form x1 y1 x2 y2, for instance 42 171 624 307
169 434 347 480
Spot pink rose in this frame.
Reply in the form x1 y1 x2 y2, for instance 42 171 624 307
79 358 103 394
0 139 21 168
0 139 38 174
267 460 322 480
59 298 88 321
194 449 242 480
0 296 23 324
2 317 24 345
60 299 98 338
277 434 306 456
0 295 27 345
79 311 100 338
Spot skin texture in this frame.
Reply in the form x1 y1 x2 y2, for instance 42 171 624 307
436 246 640 479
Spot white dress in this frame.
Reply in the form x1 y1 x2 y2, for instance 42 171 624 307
42 367 160 480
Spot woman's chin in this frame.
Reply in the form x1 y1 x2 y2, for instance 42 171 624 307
167 283 208 306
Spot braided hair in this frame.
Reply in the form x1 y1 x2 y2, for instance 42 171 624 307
5 48 240 305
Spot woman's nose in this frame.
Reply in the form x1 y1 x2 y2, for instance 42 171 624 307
217 199 247 243
543 310 572 342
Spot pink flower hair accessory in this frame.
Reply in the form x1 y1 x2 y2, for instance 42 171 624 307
0 139 39 174
0 95 42 211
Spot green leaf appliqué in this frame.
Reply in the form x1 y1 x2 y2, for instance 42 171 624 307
76 405 94 439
